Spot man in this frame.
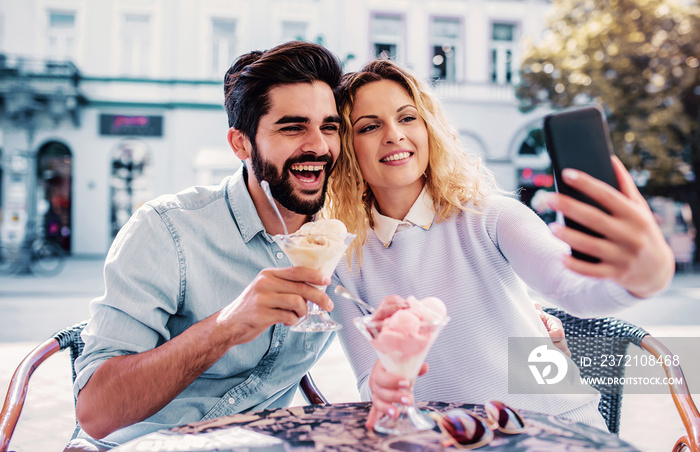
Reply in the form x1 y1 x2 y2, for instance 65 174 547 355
71 41 343 448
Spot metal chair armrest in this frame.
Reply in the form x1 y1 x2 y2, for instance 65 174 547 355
641 336 700 452
674 436 694 452
300 373 329 406
0 337 62 452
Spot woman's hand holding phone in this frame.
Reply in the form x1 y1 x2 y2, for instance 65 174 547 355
545 156 675 299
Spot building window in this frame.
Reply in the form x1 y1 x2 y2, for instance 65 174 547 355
212 18 237 77
122 14 151 76
431 17 460 82
47 10 76 60
490 22 518 85
281 21 307 42
371 14 403 61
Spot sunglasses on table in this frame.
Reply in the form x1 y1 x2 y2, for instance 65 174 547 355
430 400 526 449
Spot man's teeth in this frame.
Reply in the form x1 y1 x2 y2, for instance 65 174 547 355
382 151 411 162
291 163 324 171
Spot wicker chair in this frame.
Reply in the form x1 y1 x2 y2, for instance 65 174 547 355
0 321 327 452
544 307 700 451
0 321 86 452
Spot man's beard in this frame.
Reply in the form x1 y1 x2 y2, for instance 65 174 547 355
250 142 334 216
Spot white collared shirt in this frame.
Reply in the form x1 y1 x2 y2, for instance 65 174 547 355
371 186 435 247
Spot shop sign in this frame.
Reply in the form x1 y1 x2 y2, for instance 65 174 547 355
99 114 163 137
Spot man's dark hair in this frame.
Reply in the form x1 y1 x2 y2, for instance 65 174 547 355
224 41 342 143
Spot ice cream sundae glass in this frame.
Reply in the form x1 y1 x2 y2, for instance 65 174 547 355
273 218 354 332
354 296 449 435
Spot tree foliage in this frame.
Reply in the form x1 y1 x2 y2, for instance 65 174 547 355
516 0 700 195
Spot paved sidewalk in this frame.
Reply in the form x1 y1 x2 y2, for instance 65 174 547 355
1 257 698 451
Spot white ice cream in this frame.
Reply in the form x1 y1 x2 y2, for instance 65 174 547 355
277 219 350 279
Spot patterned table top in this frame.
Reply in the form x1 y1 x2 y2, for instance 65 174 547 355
115 401 640 451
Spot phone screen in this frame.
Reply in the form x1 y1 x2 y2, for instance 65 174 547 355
543 105 620 262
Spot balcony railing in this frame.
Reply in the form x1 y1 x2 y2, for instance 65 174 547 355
0 54 80 83
0 54 83 128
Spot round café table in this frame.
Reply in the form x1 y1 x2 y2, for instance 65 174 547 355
149 401 641 451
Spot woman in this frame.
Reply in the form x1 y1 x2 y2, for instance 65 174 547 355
325 59 674 430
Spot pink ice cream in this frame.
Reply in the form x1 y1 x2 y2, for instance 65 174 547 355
369 296 448 379
406 296 447 323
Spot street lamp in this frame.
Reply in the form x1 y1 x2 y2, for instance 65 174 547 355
111 143 147 237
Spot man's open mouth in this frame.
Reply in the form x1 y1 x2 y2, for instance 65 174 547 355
290 162 326 183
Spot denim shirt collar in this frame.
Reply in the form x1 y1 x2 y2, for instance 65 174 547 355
226 166 268 244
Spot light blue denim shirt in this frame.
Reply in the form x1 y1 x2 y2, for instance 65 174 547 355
73 166 334 446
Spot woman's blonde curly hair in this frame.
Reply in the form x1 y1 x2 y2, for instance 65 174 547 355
324 59 501 266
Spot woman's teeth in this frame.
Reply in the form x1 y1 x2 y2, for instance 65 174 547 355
381 151 411 162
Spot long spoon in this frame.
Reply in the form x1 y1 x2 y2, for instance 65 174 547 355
260 181 289 236
334 285 375 314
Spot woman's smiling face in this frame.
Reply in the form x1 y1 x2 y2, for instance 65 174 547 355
350 79 429 204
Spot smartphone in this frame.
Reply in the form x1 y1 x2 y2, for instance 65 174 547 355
543 105 620 263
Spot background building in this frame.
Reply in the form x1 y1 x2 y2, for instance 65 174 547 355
0 0 558 255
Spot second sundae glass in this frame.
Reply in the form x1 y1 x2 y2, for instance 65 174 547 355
273 221 354 332
354 313 450 435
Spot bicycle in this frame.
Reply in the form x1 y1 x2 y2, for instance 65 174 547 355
0 227 67 276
